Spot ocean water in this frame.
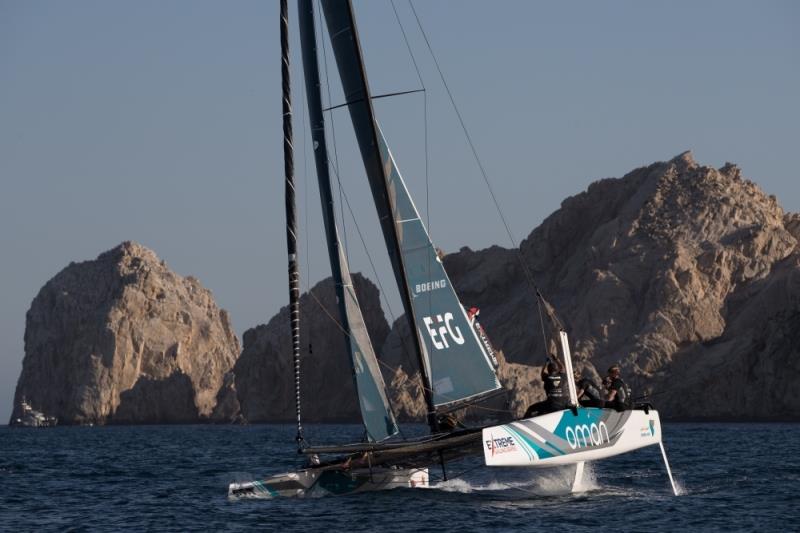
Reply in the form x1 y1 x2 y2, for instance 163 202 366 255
1 423 798 532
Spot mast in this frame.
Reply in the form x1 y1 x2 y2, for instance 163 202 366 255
281 0 303 449
298 0 398 441
320 0 438 432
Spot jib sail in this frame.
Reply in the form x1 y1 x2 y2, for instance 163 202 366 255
376 124 502 408
321 0 500 419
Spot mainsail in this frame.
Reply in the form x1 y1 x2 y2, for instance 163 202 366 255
321 0 501 413
299 0 398 441
376 125 502 408
321 0 438 427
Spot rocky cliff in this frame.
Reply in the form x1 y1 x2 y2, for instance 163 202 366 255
220 152 798 423
10 242 239 425
228 273 390 423
382 153 799 420
13 154 797 424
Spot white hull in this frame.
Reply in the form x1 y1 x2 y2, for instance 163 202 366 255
483 408 662 467
228 466 428 499
229 408 671 498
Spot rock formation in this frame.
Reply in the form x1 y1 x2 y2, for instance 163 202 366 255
14 153 796 424
224 152 797 423
10 242 239 425
230 273 390 423
381 153 800 420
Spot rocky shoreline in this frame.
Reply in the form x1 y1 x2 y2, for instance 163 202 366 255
10 153 800 424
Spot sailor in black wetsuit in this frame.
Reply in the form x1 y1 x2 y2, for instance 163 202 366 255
605 365 633 411
524 359 569 418
574 371 606 408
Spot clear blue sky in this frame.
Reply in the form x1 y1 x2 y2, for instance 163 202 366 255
1 0 797 422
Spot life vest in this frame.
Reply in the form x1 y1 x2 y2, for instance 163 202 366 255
612 378 633 408
578 378 603 401
544 372 568 407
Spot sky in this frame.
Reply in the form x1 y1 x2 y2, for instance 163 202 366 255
1 0 798 423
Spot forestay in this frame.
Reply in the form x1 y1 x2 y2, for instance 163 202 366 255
376 125 502 408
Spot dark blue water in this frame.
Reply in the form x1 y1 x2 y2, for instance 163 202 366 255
1 423 798 531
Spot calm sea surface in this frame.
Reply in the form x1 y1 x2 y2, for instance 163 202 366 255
1 423 798 531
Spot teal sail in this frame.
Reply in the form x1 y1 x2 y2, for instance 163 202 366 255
320 0 437 427
299 0 397 441
376 124 502 408
338 245 399 440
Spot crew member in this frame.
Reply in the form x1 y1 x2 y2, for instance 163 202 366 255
605 365 633 411
437 412 465 432
575 371 606 408
524 358 569 418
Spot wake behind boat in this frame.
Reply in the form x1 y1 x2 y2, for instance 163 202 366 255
230 0 678 500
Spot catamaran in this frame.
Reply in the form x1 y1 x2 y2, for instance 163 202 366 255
229 0 678 499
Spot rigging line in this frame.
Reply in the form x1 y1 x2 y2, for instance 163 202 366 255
312 9 419 375
301 284 509 415
317 0 350 261
314 1 396 357
300 278 613 418
390 0 435 328
301 64 312 283
537 297 551 361
299 286 413 406
299 269 511 416
409 0 553 360
322 88 425 111
390 0 425 88
408 0 517 249
423 88 432 328
324 160 419 375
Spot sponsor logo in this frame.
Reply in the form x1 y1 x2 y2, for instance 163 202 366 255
423 313 465 350
473 321 499 367
415 279 447 294
485 434 517 456
565 421 610 450
640 420 656 437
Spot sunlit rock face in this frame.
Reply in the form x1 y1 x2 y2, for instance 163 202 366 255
232 273 390 423
11 241 239 425
383 153 800 420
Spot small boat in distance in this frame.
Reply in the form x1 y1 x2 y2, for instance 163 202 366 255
11 396 57 428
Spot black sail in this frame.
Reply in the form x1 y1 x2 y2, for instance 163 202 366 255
298 0 398 441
